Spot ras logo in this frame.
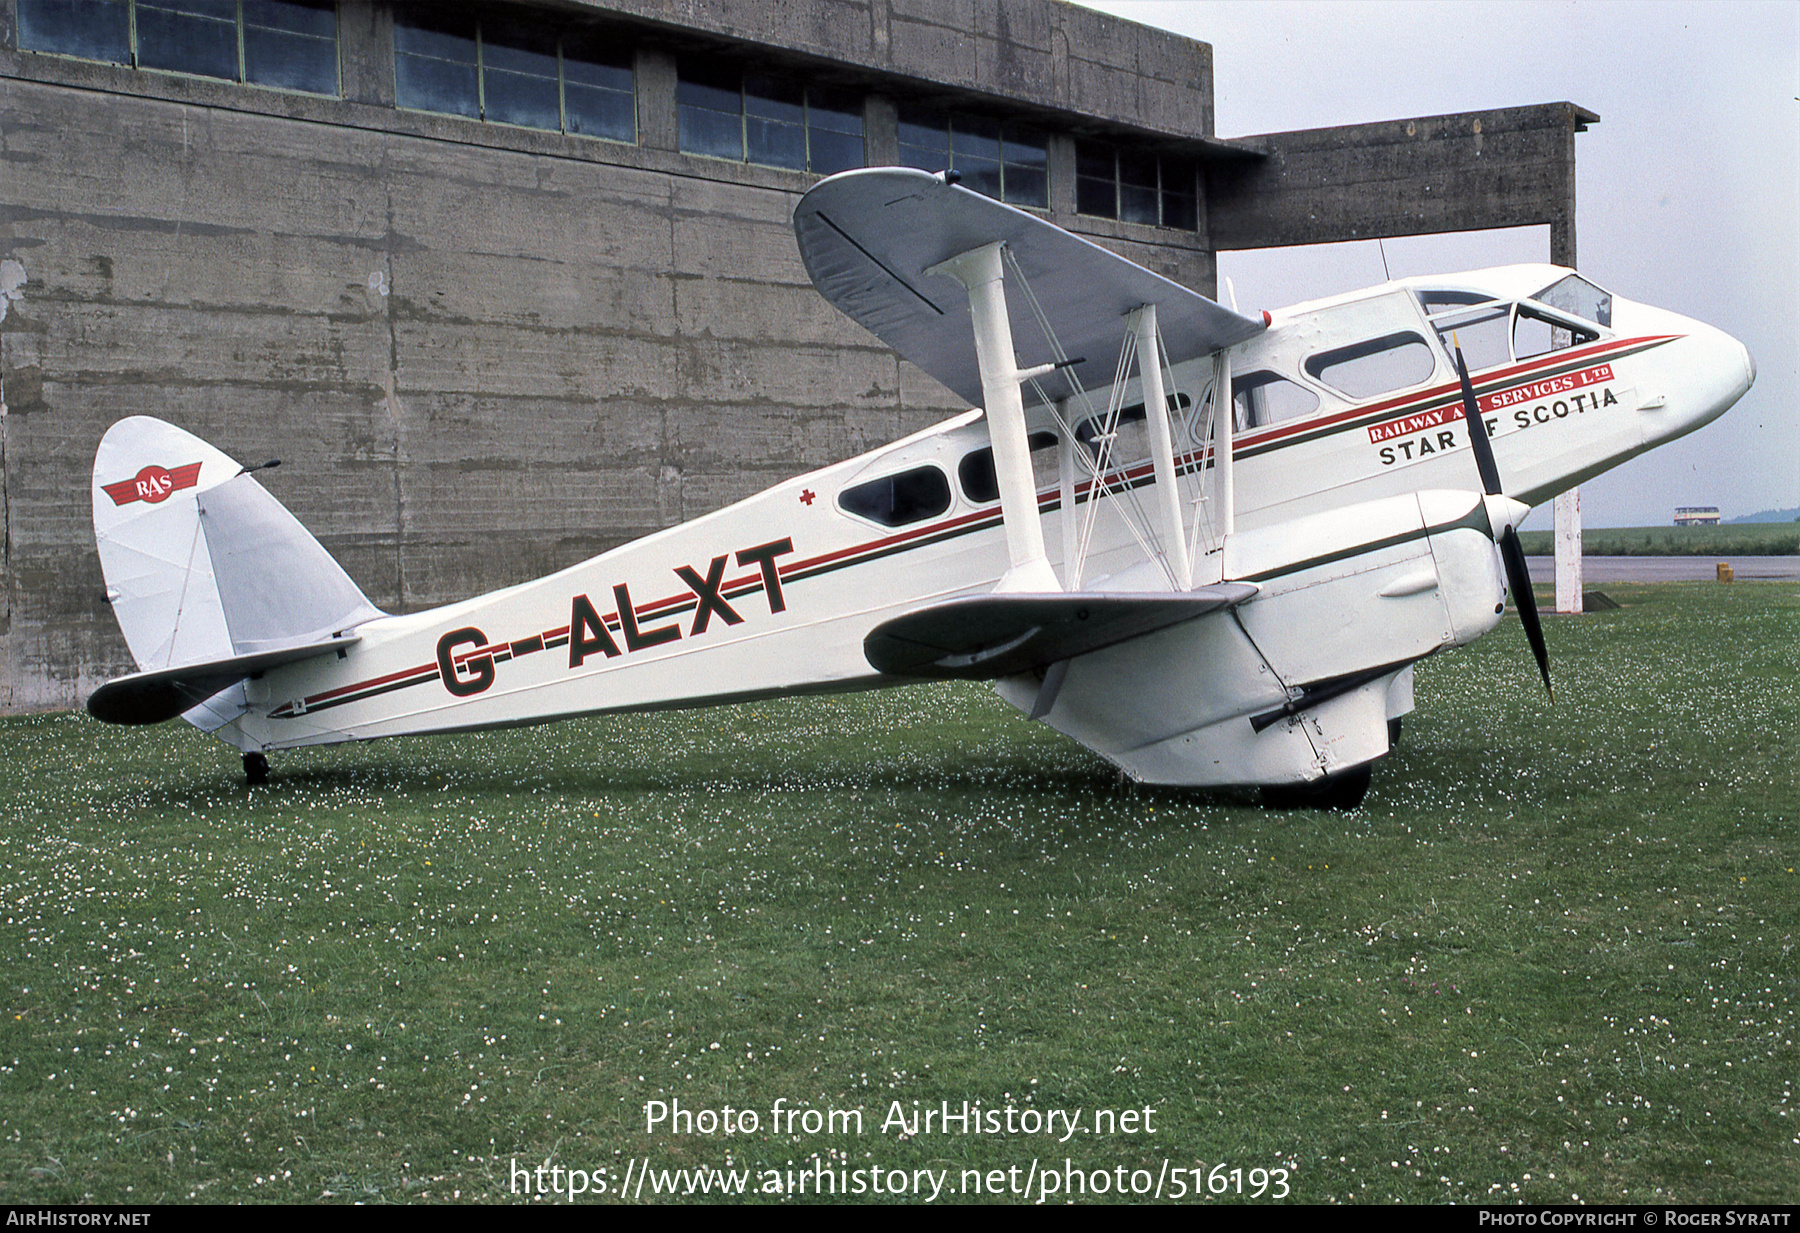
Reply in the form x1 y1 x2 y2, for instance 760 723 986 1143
102 462 203 506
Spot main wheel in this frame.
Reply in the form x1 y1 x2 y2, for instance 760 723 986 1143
243 752 270 785
1260 762 1373 811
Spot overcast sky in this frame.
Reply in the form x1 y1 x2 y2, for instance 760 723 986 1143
1073 1 1799 527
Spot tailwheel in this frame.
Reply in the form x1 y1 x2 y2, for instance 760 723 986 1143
1260 761 1373 811
243 752 270 786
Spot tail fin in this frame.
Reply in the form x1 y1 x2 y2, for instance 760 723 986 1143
91 417 383 723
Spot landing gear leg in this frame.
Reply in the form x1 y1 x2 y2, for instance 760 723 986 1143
243 752 269 785
1260 762 1374 811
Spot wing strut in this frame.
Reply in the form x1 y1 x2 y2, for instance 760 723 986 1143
927 242 1063 594
1214 349 1235 541
1130 303 1192 590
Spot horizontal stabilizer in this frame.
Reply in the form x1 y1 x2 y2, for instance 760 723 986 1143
795 168 1266 408
87 634 359 726
864 585 1257 680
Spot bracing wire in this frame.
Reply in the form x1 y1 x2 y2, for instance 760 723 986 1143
999 247 1182 589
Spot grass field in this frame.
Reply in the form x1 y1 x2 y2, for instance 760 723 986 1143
0 582 1795 1204
1516 524 1800 557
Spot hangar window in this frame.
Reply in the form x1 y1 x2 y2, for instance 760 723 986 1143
1231 371 1320 431
678 60 864 175
18 0 131 64
838 466 952 528
18 0 340 95
394 8 635 141
897 107 1047 209
1305 332 1436 399
1075 142 1198 231
957 432 1060 504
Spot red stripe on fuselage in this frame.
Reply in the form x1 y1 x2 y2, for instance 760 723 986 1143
279 335 1673 715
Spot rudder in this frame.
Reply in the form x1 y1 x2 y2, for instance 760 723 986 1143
92 417 384 725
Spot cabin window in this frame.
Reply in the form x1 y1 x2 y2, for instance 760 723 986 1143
1075 404 1147 469
1533 275 1613 328
896 107 1046 209
678 59 864 174
1416 290 1497 316
1512 304 1599 361
1074 394 1194 466
20 0 340 95
957 433 1060 504
837 466 951 527
1232 371 1320 431
1305 332 1436 399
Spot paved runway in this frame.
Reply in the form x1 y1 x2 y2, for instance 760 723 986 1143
1525 555 1800 583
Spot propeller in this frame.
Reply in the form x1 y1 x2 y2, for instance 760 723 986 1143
1452 339 1554 701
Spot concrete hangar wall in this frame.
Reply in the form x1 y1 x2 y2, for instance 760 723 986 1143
0 0 1590 713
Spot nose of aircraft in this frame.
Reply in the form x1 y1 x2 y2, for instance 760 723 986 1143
1617 298 1755 444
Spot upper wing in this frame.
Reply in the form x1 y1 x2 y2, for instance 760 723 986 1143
794 168 1265 408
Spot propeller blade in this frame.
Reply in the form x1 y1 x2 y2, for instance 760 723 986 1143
1452 339 1503 495
1453 338 1553 701
1499 525 1554 701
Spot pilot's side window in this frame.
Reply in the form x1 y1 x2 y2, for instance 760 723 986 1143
957 433 1060 504
1231 371 1320 431
1513 305 1600 362
1431 305 1512 374
1305 332 1436 400
838 466 952 527
1416 290 1495 316
1534 275 1613 328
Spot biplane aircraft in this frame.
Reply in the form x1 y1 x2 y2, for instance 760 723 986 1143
87 168 1754 805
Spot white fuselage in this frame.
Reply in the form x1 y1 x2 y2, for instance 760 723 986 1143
217 267 1752 763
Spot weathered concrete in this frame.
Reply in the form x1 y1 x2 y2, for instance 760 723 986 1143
1207 103 1594 254
0 0 1223 710
0 76 984 707
592 0 1215 140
